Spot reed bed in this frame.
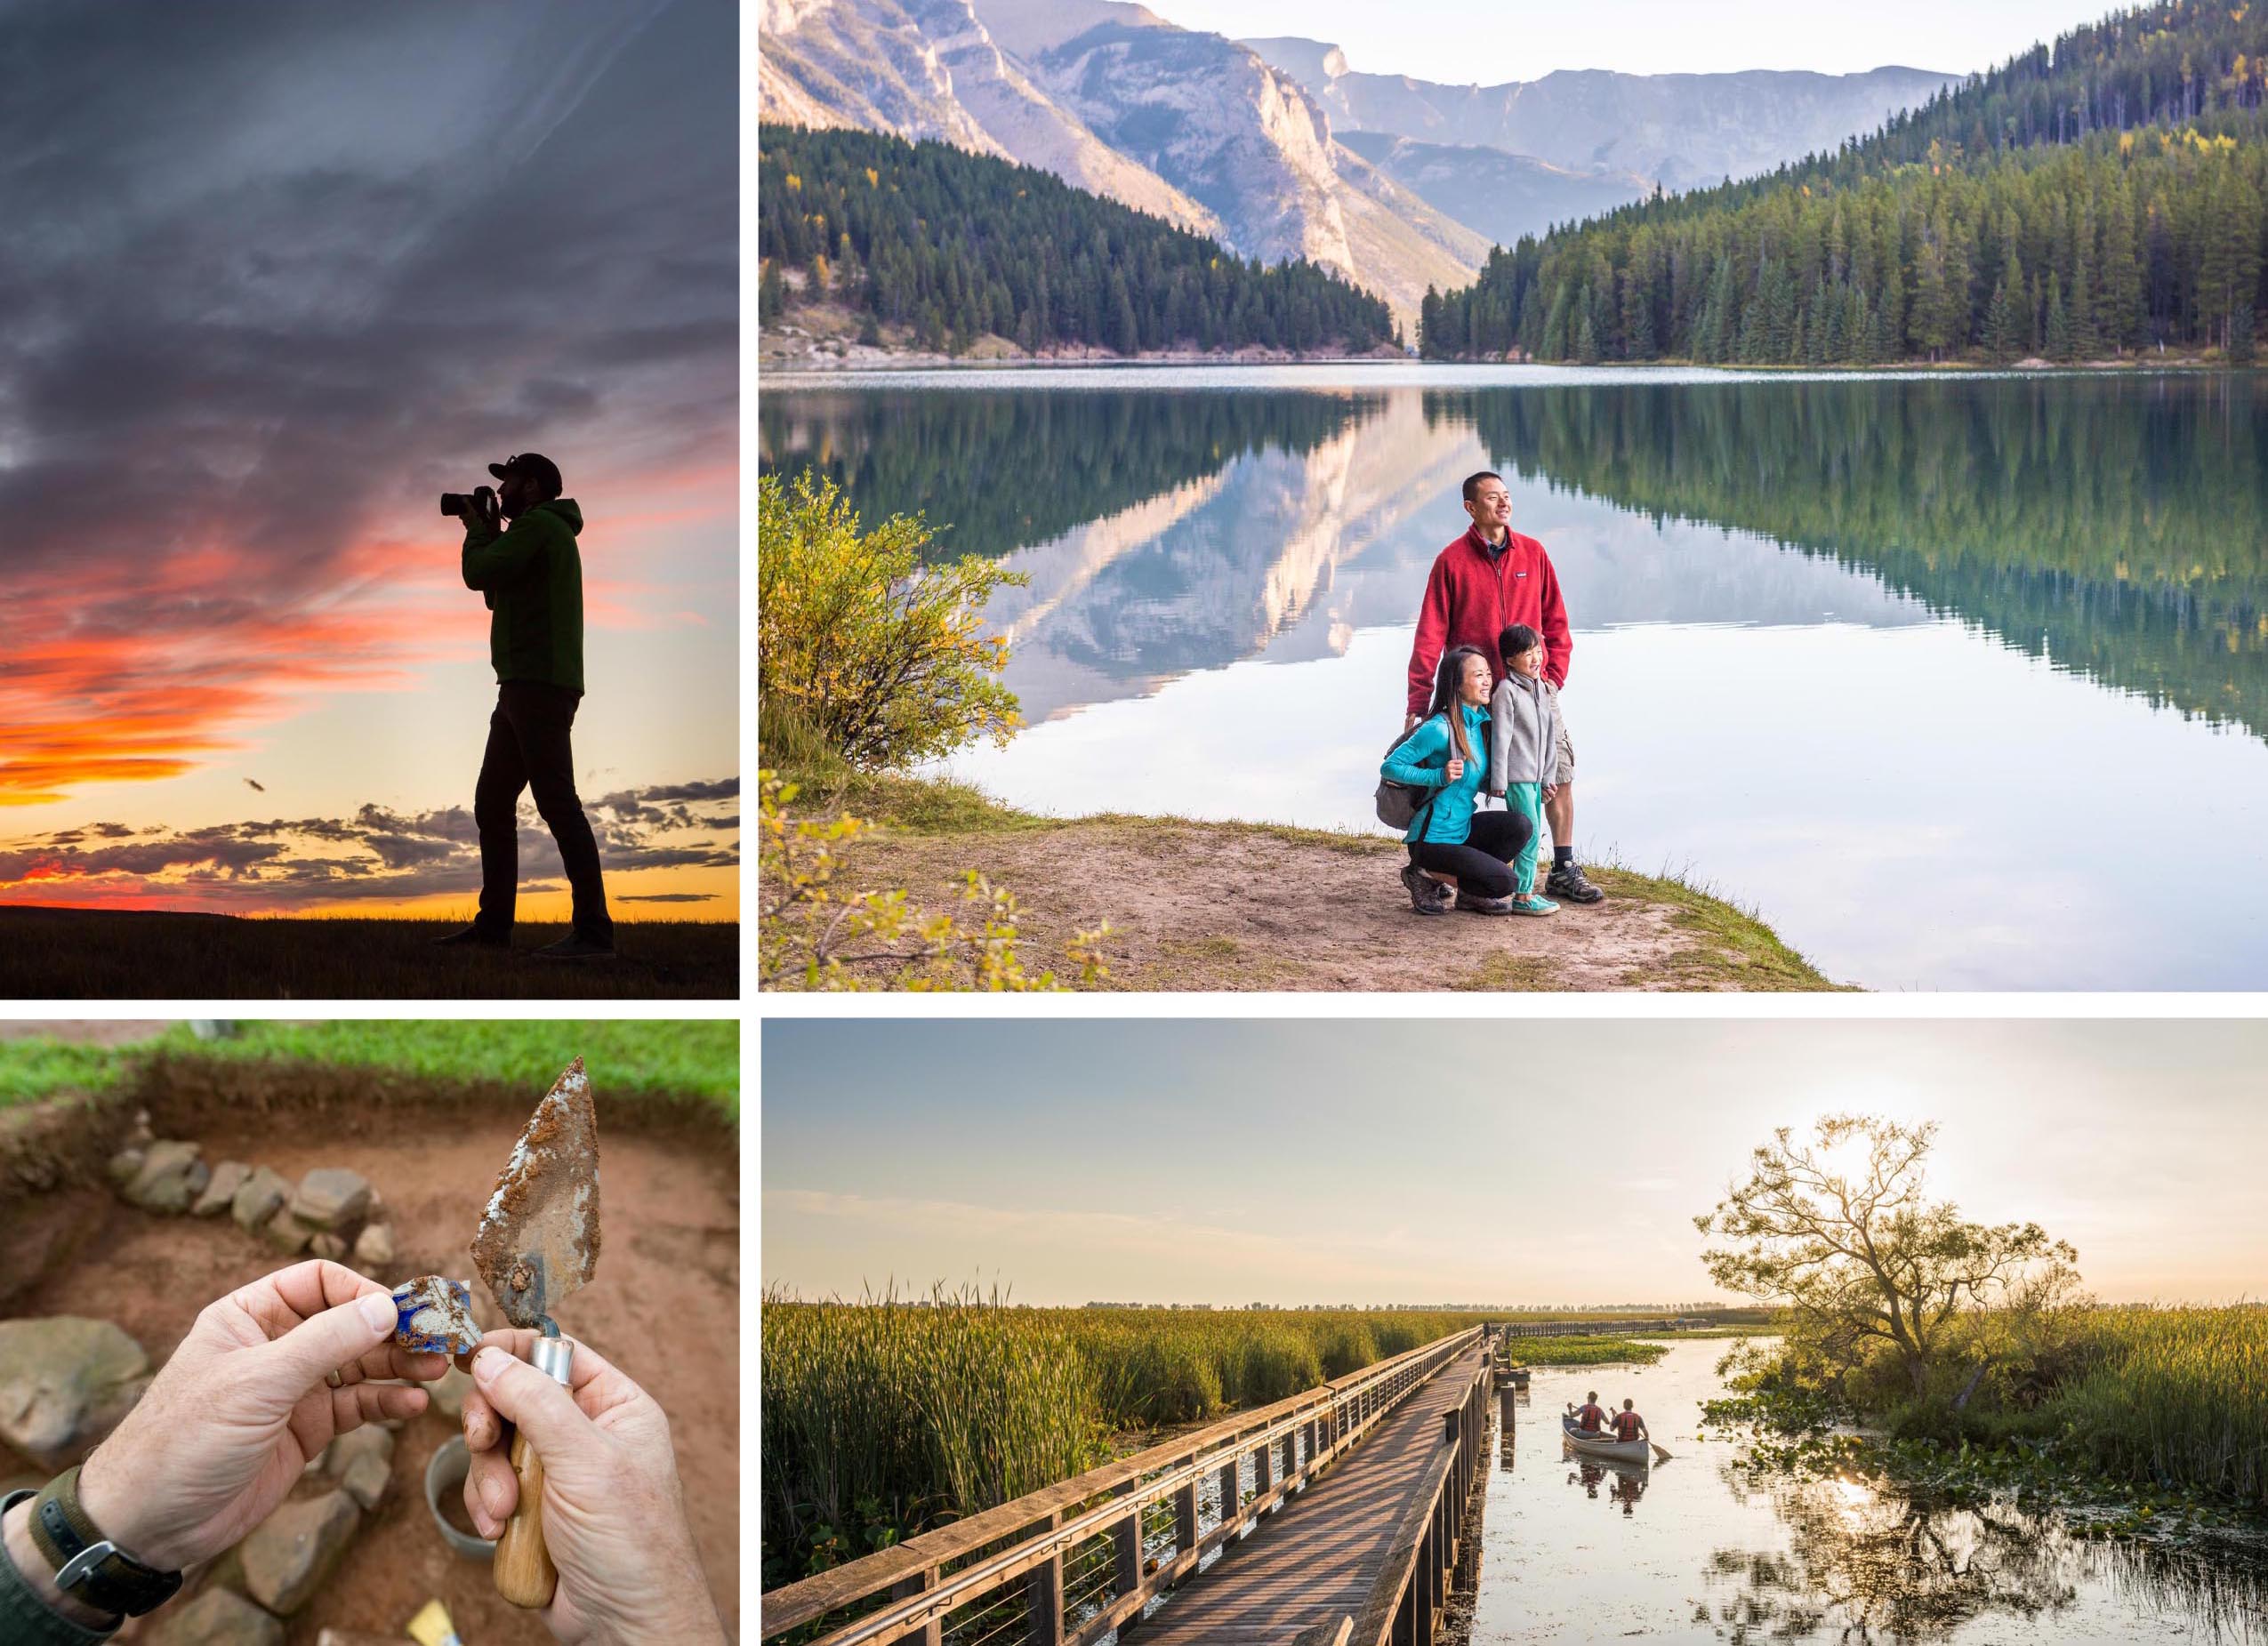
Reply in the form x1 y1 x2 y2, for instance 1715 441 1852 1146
760 1290 1511 1586
2052 1305 2268 1505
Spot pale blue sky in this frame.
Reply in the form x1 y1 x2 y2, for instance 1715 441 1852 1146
1164 0 2109 81
761 1020 2268 1308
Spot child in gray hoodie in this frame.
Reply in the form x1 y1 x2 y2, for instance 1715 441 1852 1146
1486 623 1560 916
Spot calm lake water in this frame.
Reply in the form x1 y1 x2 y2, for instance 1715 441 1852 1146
1472 1342 2268 1644
758 365 2268 989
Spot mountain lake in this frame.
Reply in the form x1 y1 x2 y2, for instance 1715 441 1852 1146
759 365 2268 990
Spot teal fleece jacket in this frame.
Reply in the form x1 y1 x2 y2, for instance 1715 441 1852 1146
462 498 586 694
1380 703 1491 845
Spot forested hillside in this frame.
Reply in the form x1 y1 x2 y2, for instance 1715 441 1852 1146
1422 1 2268 365
758 124 1398 357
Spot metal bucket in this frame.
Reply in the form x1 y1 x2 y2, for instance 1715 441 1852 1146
424 1435 496 1560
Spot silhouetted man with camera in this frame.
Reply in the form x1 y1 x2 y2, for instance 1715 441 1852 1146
436 453 615 959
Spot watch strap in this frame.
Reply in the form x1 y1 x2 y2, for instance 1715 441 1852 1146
25 1468 181 1619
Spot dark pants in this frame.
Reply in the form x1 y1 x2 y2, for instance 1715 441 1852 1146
1407 808 1532 899
474 681 612 941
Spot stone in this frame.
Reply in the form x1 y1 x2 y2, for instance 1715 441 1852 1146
429 1365 473 1419
193 1160 253 1216
149 1586 284 1646
124 1141 205 1212
238 1489 359 1616
327 1425 393 1510
351 1222 395 1269
289 1168 372 1232
308 1233 349 1262
127 1109 155 1147
0 1318 150 1470
231 1166 291 1232
263 1208 315 1256
106 1147 145 1187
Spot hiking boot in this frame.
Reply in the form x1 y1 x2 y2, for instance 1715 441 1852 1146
431 924 510 949
532 934 617 962
1400 863 1452 915
1454 891 1519 915
1546 862 1606 904
1509 893 1560 917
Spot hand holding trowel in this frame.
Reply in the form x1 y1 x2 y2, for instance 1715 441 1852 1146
470 1057 601 1610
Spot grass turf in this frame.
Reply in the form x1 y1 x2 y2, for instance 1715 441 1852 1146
0 1021 738 1117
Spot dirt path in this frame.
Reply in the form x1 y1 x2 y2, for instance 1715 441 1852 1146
846 818 1832 991
5 1113 738 1642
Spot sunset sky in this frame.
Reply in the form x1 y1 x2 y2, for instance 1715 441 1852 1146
763 1019 2268 1307
0 0 736 919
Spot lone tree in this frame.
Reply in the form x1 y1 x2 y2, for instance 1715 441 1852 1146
1695 1114 2076 1398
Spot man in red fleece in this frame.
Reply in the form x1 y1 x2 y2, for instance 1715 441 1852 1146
1403 470 1604 904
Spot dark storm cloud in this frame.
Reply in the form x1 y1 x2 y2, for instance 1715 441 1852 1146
0 777 738 908
0 0 736 799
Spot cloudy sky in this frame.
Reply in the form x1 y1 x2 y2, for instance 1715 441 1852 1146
763 1019 2268 1306
1165 0 2095 80
0 0 737 918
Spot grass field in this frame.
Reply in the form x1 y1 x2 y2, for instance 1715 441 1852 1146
0 906 736 999
760 1291 1676 1587
0 1020 740 1117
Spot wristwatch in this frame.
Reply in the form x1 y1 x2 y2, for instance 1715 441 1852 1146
10 1467 182 1618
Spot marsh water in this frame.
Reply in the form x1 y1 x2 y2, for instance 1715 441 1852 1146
758 365 2268 989
1469 1342 2268 1643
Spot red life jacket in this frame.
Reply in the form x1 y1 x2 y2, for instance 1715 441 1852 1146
1613 1410 1643 1441
1576 1403 1606 1433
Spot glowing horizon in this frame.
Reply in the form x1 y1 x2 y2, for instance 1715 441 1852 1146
761 1020 2268 1307
0 0 738 919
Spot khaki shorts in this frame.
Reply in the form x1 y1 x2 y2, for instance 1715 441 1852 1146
1550 686 1574 785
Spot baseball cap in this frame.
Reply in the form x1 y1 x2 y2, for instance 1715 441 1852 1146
487 453 563 495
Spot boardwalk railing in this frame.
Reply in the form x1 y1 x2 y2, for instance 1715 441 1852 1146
760 1326 1487 1646
1342 1344 1493 1646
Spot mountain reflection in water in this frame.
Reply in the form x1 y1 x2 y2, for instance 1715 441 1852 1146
760 369 2268 988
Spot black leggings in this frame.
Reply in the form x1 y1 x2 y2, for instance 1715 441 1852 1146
1407 808 1532 899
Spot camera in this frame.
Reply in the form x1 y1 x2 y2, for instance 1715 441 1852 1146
439 485 496 517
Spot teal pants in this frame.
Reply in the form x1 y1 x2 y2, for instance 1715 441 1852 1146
1503 783 1544 895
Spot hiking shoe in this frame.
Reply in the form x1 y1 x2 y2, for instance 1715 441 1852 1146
1546 862 1606 903
1454 891 1519 915
532 934 617 962
431 924 510 949
1400 863 1452 915
1510 894 1560 917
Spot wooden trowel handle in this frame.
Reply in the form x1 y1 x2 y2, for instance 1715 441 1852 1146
494 1425 558 1608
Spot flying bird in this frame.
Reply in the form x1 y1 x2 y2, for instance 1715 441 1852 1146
244 778 266 792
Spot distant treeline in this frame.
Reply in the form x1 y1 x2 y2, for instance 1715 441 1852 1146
757 388 1368 558
758 124 1398 356
1423 0 2268 364
1450 376 2268 739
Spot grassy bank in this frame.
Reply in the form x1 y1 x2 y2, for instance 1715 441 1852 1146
1711 1305 2268 1519
0 1021 739 1118
766 762 1840 992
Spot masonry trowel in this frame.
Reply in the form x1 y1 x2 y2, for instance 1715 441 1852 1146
470 1057 601 1609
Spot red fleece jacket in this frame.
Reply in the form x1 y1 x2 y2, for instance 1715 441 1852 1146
1405 526 1572 716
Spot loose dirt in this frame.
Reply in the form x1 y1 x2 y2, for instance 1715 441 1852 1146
844 818 1822 991
5 1110 738 1643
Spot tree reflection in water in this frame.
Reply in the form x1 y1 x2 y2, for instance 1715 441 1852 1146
1707 1464 2268 1643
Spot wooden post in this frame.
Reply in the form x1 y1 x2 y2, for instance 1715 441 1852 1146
1025 1511 1064 1646
1254 1436 1275 1497
1217 1457 1239 1529
1111 1506 1141 1603
1174 1477 1199 1565
886 1566 945 1646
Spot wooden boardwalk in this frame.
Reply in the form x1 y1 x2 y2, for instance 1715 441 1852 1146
1128 1340 1492 1645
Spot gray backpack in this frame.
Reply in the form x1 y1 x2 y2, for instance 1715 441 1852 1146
1374 715 1454 831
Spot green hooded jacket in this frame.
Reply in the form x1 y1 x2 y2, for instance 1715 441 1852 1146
461 498 585 695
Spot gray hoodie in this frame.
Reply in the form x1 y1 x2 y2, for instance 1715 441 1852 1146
1487 670 1559 795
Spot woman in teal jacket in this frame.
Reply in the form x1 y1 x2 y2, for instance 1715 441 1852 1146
1380 644 1535 915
